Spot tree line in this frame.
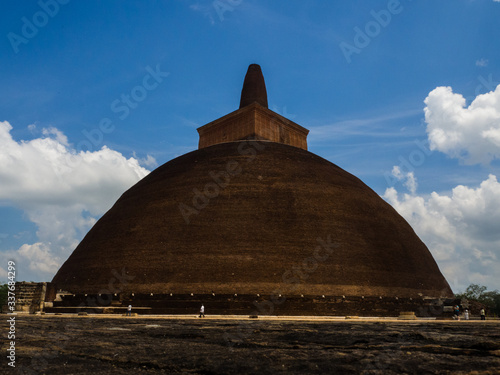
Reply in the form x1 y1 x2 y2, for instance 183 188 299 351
455 284 500 316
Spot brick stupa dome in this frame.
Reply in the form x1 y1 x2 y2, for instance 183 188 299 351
52 65 453 314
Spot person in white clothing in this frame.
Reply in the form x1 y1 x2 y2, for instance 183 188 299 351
199 304 205 318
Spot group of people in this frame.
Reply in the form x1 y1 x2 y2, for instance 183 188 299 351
454 305 486 320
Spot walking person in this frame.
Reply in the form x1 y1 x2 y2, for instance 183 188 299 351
464 309 469 320
480 308 486 320
127 304 132 316
453 305 460 320
199 304 205 318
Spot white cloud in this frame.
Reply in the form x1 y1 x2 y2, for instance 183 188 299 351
424 84 500 164
383 174 500 292
0 121 150 281
391 165 417 194
133 152 157 168
189 2 216 25
475 58 488 67
18 243 61 275
42 126 69 147
140 154 157 168
309 109 422 142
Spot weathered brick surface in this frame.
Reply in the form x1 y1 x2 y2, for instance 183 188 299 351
197 102 309 150
52 141 452 309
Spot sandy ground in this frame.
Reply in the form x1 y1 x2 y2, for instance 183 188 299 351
3 314 500 374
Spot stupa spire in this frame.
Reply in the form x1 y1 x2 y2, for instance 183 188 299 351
239 64 268 108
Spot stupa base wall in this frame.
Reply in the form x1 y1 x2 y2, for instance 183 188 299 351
44 293 457 317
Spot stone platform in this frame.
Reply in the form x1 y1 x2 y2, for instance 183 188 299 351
5 315 499 374
45 292 458 318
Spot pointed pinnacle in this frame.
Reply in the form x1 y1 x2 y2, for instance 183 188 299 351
239 64 268 109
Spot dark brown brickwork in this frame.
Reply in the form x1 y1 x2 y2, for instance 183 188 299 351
197 102 309 150
50 65 453 315
239 63 268 108
52 142 452 301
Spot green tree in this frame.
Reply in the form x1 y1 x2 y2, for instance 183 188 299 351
482 290 500 316
461 283 487 300
456 283 500 316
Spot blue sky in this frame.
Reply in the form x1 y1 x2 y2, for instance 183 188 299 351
1 0 499 293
